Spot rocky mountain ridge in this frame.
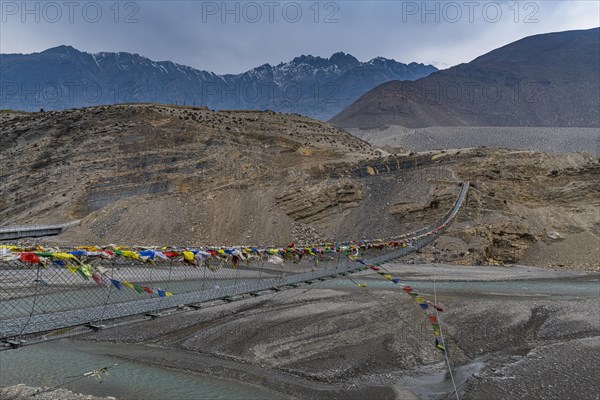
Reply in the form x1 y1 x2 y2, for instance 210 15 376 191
331 28 600 128
0 47 437 120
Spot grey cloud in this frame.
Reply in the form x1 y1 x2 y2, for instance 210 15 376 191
1 0 598 73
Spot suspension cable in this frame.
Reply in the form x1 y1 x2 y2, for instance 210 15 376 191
433 269 460 400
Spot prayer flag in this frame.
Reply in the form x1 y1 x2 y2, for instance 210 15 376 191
133 283 144 293
183 251 195 262
122 281 135 290
77 264 93 280
92 273 102 285
19 252 40 264
142 286 154 294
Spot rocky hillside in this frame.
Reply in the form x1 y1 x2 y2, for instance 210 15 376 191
331 28 600 128
395 149 600 270
0 47 436 120
0 104 375 244
1 105 598 270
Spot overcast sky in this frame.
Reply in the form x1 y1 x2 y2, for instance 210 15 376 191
1 1 598 73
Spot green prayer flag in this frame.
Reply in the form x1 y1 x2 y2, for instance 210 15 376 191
77 264 92 280
133 283 144 293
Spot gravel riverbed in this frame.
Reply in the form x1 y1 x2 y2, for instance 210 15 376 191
2 264 598 400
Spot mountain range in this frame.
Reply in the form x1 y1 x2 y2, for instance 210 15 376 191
330 28 600 128
0 47 437 120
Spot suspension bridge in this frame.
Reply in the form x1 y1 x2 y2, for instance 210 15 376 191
0 182 469 346
0 221 80 241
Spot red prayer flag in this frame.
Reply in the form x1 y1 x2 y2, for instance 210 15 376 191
142 286 154 294
92 273 103 285
19 252 41 264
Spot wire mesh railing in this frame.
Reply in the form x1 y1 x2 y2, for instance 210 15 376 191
0 183 468 340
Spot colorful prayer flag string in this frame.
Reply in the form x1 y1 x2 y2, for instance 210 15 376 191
364 263 447 352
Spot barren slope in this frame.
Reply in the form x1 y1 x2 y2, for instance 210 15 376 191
331 28 600 129
0 104 373 230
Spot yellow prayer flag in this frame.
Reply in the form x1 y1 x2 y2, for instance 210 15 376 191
75 246 98 251
53 252 77 260
183 251 195 262
122 281 135 290
121 250 139 260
